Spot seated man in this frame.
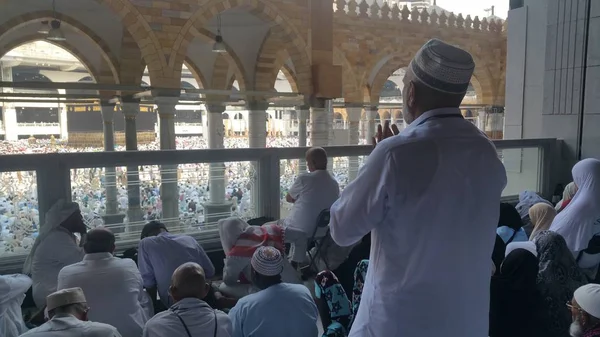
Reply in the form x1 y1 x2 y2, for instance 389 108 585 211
23 200 86 309
217 218 301 298
228 246 318 337
57 228 152 337
569 284 600 337
138 221 215 307
143 263 232 337
1 274 32 337
19 287 121 337
284 147 340 262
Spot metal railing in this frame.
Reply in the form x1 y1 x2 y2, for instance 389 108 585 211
0 138 561 273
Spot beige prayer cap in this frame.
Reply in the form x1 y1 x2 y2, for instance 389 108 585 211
46 287 87 312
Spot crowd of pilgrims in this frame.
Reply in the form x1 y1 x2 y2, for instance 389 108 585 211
2 146 600 337
0 136 358 255
6 37 600 337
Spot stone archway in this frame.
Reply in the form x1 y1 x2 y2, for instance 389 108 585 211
175 0 311 94
0 11 120 84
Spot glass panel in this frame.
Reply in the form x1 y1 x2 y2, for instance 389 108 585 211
70 161 257 242
0 170 38 257
280 156 367 218
501 147 541 197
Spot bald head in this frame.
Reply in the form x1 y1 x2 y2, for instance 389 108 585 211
169 262 209 303
83 227 115 254
306 147 328 172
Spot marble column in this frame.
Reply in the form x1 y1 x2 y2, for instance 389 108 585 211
346 105 362 182
248 100 269 148
155 96 179 225
121 98 143 228
310 99 329 147
365 106 378 144
100 101 124 228
2 106 17 141
59 105 68 140
297 107 309 173
203 104 231 226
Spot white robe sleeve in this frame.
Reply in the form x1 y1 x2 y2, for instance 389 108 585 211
330 144 392 247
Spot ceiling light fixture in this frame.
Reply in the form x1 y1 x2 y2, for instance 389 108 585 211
38 20 50 34
47 20 66 41
212 14 226 53
46 0 66 42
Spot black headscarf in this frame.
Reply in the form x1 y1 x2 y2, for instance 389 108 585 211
498 203 525 230
490 249 547 337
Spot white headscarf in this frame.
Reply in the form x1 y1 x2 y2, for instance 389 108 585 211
218 217 250 254
555 182 578 212
22 199 80 275
550 159 600 253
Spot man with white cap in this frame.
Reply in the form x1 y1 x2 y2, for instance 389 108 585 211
569 284 600 337
228 246 317 337
19 287 121 337
23 199 86 309
329 38 507 337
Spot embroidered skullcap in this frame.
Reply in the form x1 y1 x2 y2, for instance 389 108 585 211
574 284 600 319
46 287 87 312
409 39 475 94
251 246 283 276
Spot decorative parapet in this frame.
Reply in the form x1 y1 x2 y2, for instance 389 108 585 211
333 0 505 34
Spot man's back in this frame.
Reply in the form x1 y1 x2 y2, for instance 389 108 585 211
31 228 84 308
331 109 507 337
57 253 150 337
229 283 317 337
138 233 215 306
19 314 121 337
286 170 339 234
143 298 231 337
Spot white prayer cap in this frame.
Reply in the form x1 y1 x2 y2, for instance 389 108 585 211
574 284 600 319
46 287 87 312
505 241 538 258
251 246 283 277
409 39 475 94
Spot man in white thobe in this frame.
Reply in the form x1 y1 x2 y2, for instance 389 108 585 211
57 228 152 337
1 274 32 337
23 200 86 309
19 287 121 337
143 262 232 337
284 147 340 262
330 39 507 337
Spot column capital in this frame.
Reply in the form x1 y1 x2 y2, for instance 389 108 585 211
247 100 269 111
346 106 362 122
365 106 378 119
206 104 226 114
100 101 116 122
121 103 139 119
344 102 364 108
155 96 179 116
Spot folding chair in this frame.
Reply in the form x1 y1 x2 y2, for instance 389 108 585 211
301 209 331 277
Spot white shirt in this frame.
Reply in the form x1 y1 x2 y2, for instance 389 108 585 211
19 314 121 337
330 108 507 337
143 298 232 337
57 253 152 337
286 170 339 235
1 274 32 337
31 227 84 309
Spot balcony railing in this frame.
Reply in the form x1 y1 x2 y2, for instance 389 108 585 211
0 138 560 273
